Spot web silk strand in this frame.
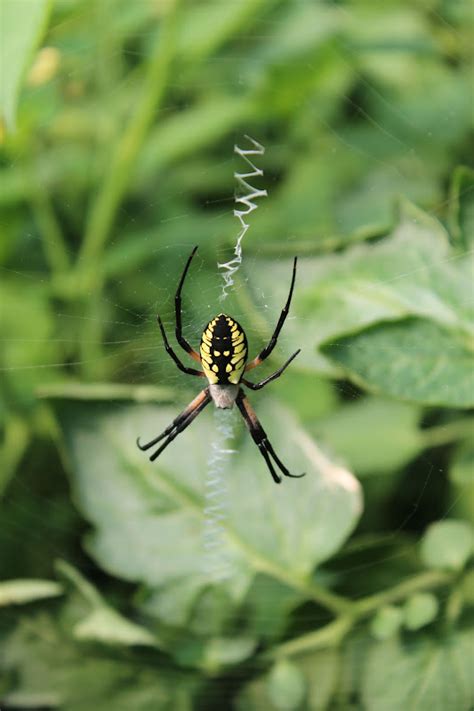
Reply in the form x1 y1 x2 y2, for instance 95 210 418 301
202 137 267 582
202 409 236 582
218 135 267 300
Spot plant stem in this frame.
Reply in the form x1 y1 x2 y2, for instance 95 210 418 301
351 570 453 616
234 551 352 616
444 584 464 629
265 570 454 661
0 416 30 498
265 615 354 660
31 173 70 274
420 419 474 448
55 559 103 608
78 0 180 271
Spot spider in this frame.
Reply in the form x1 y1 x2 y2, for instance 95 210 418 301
137 246 305 484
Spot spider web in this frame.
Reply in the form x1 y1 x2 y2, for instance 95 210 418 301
0 0 473 706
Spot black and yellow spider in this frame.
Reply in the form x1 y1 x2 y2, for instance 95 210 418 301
137 246 304 484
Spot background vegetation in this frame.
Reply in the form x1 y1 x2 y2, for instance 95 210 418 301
1 0 473 708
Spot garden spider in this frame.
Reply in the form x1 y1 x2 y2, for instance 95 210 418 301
137 246 304 484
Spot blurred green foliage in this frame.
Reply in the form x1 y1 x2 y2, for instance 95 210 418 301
0 0 473 708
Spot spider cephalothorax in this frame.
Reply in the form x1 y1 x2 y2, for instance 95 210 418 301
137 246 304 484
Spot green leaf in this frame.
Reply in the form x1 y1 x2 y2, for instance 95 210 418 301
1 612 198 710
56 560 158 648
138 96 253 183
402 593 439 631
312 397 423 476
73 607 157 648
177 0 279 61
266 659 307 711
0 0 51 130
297 648 340 711
254 200 473 378
369 605 403 640
420 519 474 571
0 579 63 606
322 318 474 408
53 398 362 623
242 574 305 643
362 631 474 711
237 648 339 711
448 165 474 249
174 635 256 672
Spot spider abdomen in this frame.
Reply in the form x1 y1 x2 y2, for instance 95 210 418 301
200 313 248 385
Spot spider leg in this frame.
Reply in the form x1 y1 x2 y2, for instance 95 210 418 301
246 257 297 372
137 388 211 461
175 246 201 363
157 316 204 376
242 349 300 391
236 389 305 484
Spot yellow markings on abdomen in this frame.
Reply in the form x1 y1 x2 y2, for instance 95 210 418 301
199 313 248 385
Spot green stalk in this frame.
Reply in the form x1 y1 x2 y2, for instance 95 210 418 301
265 615 354 660
264 569 454 661
351 570 452 617
31 174 70 274
78 0 180 271
420 419 474 448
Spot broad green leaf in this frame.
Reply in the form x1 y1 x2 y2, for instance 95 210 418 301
253 200 473 377
312 397 423 476
362 631 474 711
420 519 474 571
266 659 306 711
0 579 62 606
53 398 362 623
322 318 474 408
369 605 403 641
0 0 51 130
402 593 439 631
241 574 305 643
448 165 474 249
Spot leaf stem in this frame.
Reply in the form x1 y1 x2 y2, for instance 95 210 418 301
264 570 454 660
420 419 474 448
265 615 354 660
351 570 453 616
228 547 352 616
55 559 103 608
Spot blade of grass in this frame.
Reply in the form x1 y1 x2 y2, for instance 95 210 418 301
78 0 181 271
